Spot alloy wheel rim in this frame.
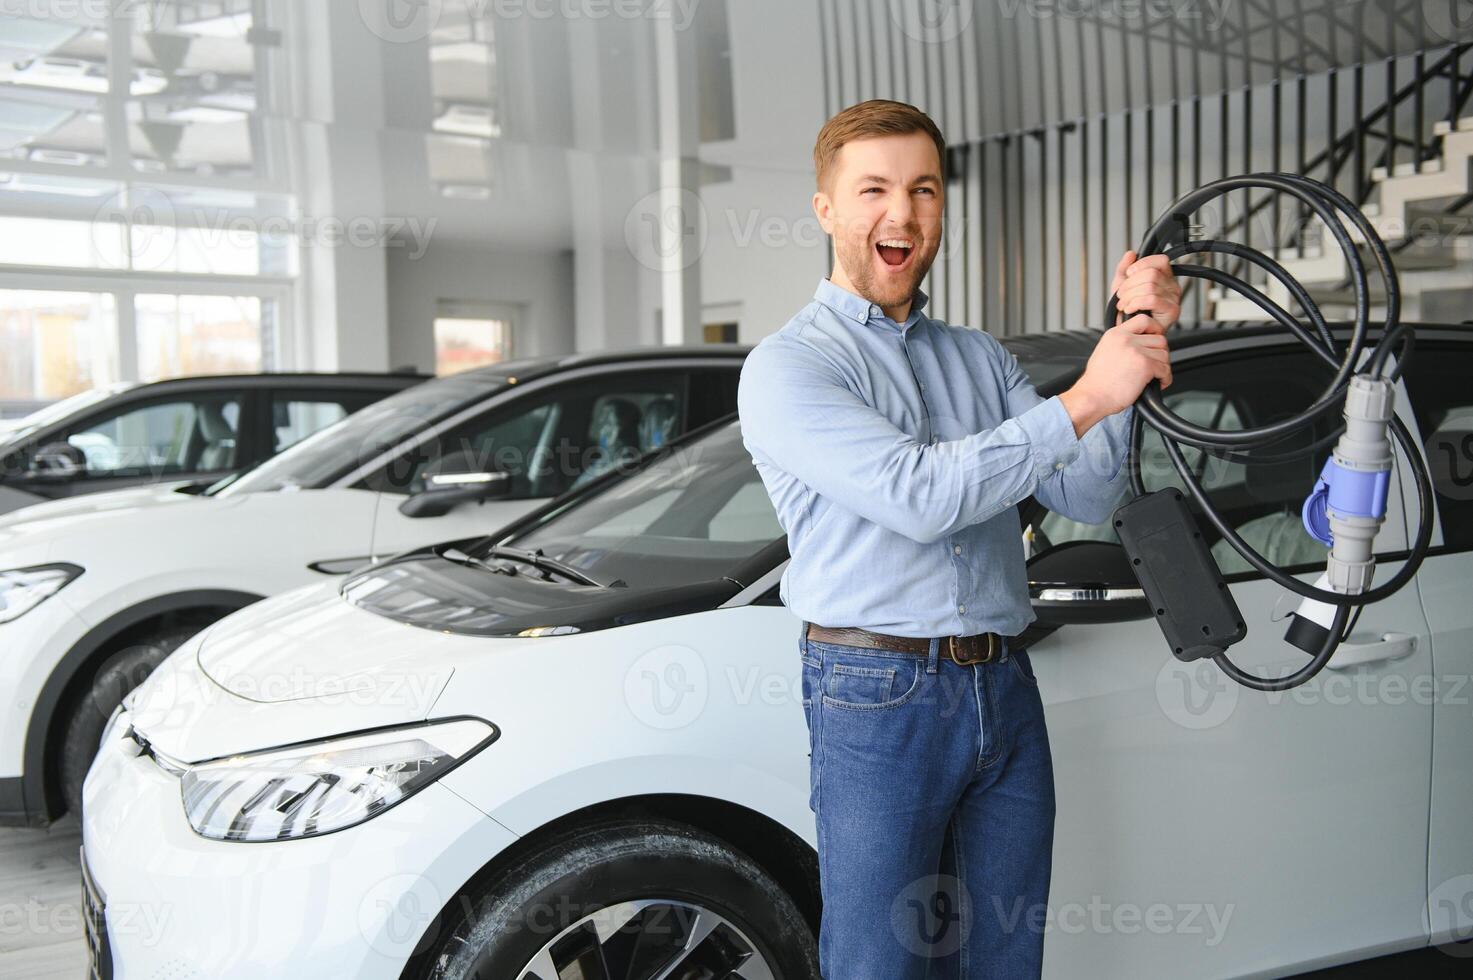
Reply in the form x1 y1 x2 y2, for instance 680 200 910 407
514 897 778 980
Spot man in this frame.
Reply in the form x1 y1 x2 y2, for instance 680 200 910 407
737 99 1180 978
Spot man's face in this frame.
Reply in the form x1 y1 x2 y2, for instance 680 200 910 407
814 131 944 312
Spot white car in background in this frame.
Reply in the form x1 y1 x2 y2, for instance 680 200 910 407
0 347 744 822
79 323 1473 979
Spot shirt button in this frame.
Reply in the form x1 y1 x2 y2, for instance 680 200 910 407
958 604 966 614
953 545 962 555
1054 461 1066 471
919 382 926 390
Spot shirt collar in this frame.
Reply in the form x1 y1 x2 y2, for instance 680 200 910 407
814 277 929 329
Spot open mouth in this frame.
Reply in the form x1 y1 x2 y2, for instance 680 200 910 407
875 238 914 269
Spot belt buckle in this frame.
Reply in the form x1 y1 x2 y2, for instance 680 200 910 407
948 633 996 666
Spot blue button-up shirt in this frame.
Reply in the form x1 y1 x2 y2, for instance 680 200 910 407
738 278 1135 638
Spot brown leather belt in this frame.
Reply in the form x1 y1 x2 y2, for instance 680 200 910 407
804 623 1007 666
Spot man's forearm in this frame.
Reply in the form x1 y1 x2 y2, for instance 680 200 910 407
1058 386 1111 440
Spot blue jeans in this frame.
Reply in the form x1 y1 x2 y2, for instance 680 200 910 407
799 629 1056 979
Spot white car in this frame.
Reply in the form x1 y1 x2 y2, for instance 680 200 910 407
0 347 744 823
79 323 1473 979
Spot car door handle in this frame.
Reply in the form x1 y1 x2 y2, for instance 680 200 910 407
1325 632 1418 671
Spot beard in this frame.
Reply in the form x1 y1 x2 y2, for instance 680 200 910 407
834 230 938 312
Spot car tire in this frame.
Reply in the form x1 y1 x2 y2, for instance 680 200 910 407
419 818 820 980
59 626 196 816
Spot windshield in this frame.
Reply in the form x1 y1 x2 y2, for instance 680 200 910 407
479 420 782 588
0 383 136 448
213 371 509 495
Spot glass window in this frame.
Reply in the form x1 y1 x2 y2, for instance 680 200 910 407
269 393 379 455
365 372 688 500
1405 343 1473 552
495 421 781 590
1031 349 1340 578
434 313 512 376
0 20 111 170
61 394 241 476
217 370 511 495
135 293 264 381
0 290 120 411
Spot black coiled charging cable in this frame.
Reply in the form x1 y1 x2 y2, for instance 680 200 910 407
1105 173 1435 692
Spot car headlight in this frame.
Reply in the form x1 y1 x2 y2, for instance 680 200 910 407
0 564 82 624
178 717 497 841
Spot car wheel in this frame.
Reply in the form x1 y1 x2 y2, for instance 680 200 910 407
420 818 819 980
59 626 196 816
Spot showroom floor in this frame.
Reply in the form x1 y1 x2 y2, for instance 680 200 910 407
0 819 88 979
0 817 1464 978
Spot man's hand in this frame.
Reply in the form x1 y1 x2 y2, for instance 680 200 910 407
1059 316 1173 437
1110 250 1182 330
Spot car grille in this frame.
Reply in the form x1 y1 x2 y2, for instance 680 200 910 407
80 845 113 980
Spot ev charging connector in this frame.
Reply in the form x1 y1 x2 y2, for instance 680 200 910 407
1285 376 1396 654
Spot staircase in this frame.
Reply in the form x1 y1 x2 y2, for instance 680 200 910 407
1210 115 1473 324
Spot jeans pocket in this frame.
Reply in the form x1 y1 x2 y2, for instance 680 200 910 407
819 649 922 711
1010 648 1039 686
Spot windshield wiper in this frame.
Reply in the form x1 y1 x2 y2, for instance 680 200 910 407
486 546 624 589
444 545 620 589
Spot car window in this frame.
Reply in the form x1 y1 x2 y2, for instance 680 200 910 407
1031 348 1340 578
53 395 242 477
361 371 688 499
687 367 741 430
1405 342 1473 551
496 421 783 589
270 392 378 454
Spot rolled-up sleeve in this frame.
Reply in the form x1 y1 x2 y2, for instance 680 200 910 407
998 343 1135 525
738 336 1084 545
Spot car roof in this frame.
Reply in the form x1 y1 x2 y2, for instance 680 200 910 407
126 371 429 392
439 344 752 387
1003 319 1472 382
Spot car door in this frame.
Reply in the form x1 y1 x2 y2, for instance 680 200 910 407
1400 338 1473 948
1020 344 1433 978
362 365 715 561
5 389 251 500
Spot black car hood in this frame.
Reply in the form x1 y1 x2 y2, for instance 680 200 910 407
342 547 741 637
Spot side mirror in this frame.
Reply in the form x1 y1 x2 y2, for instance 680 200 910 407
399 471 511 518
29 442 85 478
1027 540 1151 628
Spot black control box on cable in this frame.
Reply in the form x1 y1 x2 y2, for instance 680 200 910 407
1113 488 1247 662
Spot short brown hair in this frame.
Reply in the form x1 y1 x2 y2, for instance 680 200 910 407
813 100 946 192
